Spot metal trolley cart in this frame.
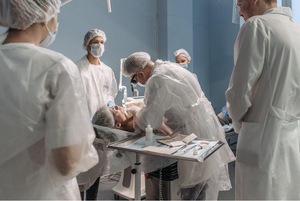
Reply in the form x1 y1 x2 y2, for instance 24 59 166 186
108 133 224 201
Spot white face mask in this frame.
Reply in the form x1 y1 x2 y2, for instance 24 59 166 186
89 43 105 58
137 82 146 87
179 63 188 69
40 23 58 47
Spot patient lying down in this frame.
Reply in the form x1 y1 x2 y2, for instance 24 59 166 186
92 105 172 135
92 105 180 201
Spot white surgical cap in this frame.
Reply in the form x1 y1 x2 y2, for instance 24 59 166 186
92 106 114 128
174 48 191 61
0 0 71 30
83 29 107 50
123 52 151 77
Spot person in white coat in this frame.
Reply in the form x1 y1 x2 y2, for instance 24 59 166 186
75 29 117 119
226 0 300 199
174 48 198 80
0 0 98 200
75 29 118 200
123 52 236 200
174 48 191 69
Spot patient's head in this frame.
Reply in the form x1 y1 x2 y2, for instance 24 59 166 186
108 105 128 128
92 105 115 128
92 105 132 130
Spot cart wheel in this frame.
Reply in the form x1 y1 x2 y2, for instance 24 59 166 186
114 194 120 200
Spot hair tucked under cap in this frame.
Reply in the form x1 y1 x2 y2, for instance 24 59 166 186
92 105 114 128
83 28 107 50
0 0 71 30
174 48 191 61
122 52 151 77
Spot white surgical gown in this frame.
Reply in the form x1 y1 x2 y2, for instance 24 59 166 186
0 43 98 200
75 56 117 118
75 56 117 190
135 60 235 198
226 7 300 200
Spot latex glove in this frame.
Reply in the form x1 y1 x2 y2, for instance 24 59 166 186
107 101 115 107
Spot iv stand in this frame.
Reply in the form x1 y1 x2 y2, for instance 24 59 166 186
131 153 142 201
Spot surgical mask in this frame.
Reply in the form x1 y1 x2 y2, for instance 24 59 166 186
137 82 146 87
131 80 146 88
131 73 146 87
40 23 58 47
180 63 188 69
89 43 105 58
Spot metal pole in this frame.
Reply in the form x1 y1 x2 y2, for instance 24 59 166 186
134 153 141 201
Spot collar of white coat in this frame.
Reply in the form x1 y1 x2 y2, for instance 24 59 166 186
83 55 103 67
264 7 292 18
154 59 186 76
155 59 177 68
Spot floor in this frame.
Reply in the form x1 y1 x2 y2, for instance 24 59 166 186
96 161 236 200
218 162 235 200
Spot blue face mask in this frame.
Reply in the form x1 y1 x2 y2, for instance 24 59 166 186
40 23 58 47
180 63 188 69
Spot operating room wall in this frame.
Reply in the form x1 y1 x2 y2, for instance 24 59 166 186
207 0 240 112
156 0 210 96
156 0 210 103
192 0 210 102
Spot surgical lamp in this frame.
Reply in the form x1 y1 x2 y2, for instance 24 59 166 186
106 0 112 12
119 58 127 105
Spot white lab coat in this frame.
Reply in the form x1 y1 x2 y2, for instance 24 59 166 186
0 43 98 200
75 56 117 119
226 7 300 200
75 56 117 190
135 60 235 198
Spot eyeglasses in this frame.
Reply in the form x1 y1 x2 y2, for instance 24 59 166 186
130 74 137 94
130 74 137 87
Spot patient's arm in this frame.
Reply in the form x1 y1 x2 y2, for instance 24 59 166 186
51 145 82 176
132 114 173 135
154 122 173 135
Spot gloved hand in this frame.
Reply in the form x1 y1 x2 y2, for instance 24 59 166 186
107 101 115 107
221 106 229 118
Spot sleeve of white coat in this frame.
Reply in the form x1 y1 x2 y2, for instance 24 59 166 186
135 76 171 130
107 69 118 103
45 58 98 179
225 20 267 132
